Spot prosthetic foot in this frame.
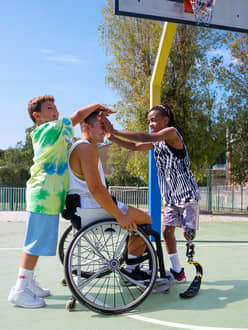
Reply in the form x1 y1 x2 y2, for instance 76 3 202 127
179 229 203 299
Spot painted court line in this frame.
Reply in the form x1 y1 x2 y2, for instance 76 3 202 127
1 243 248 251
1 244 247 330
128 314 248 330
0 247 22 250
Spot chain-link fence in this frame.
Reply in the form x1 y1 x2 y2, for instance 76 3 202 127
0 185 247 213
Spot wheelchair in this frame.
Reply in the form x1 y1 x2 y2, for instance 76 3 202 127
59 195 203 314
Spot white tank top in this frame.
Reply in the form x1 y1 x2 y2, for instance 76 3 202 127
68 140 106 209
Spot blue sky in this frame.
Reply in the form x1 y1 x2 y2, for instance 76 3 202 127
0 1 239 150
0 0 121 149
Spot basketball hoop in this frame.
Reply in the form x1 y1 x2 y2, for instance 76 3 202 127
190 0 217 26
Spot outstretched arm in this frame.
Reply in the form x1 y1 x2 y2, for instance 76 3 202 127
70 104 116 127
101 114 152 150
101 114 182 149
109 135 153 151
113 127 178 144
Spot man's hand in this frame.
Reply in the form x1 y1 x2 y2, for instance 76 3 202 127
117 214 137 232
100 113 114 138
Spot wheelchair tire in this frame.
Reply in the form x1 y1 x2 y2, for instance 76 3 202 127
64 219 157 315
58 225 74 264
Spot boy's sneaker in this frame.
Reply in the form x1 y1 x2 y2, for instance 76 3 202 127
28 277 51 297
120 266 151 286
8 287 45 308
170 268 186 283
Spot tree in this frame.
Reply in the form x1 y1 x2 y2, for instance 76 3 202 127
99 1 229 183
106 143 144 186
217 33 248 185
229 109 248 185
0 127 34 186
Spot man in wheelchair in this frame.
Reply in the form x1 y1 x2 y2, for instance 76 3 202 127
65 109 153 284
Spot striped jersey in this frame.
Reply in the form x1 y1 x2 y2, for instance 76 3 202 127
153 129 200 206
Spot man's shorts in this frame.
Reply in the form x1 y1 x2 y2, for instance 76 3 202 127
23 212 59 256
75 200 129 228
163 200 199 230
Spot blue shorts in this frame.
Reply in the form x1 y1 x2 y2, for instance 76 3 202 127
23 212 59 256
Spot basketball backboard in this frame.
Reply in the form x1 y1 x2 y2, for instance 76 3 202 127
115 0 248 33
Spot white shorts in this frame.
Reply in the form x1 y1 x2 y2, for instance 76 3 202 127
163 200 199 230
75 200 129 228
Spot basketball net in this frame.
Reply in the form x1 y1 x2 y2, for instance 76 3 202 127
190 0 217 26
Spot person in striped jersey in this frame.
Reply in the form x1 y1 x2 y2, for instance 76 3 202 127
101 103 200 283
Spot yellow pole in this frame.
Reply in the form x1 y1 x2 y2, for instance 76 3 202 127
150 22 177 107
149 22 177 234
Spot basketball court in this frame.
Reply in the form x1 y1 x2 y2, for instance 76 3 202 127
1 1 248 329
1 215 248 330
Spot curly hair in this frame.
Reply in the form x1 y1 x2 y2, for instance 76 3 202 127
149 102 175 127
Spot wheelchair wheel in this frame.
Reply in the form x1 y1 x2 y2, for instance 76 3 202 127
58 225 74 264
64 219 157 315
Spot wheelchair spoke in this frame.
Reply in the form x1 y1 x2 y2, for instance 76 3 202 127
113 231 129 259
78 266 110 289
116 269 147 290
83 234 109 263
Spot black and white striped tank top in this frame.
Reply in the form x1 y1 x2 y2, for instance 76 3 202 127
153 129 200 206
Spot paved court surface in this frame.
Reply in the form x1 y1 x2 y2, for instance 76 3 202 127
1 212 248 330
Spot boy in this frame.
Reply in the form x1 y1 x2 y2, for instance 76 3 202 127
8 95 114 308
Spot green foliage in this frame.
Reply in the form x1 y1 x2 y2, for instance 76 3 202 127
216 33 248 185
229 109 248 185
0 127 34 186
106 143 145 186
99 2 230 182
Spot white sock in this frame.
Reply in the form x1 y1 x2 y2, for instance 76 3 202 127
15 268 34 292
126 254 138 271
169 253 181 273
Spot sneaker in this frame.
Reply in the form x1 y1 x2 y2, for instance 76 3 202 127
8 287 45 308
120 266 151 285
170 268 186 283
28 277 51 298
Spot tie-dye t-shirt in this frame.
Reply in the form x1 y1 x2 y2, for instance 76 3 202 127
26 118 74 215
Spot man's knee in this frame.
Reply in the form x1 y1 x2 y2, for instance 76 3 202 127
127 207 152 225
146 214 152 224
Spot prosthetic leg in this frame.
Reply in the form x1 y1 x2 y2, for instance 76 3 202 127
179 228 203 298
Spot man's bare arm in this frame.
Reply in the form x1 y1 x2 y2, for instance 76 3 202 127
76 143 137 231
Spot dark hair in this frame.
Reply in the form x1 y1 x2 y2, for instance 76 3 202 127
84 111 100 126
28 95 54 123
80 110 101 132
149 102 175 127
